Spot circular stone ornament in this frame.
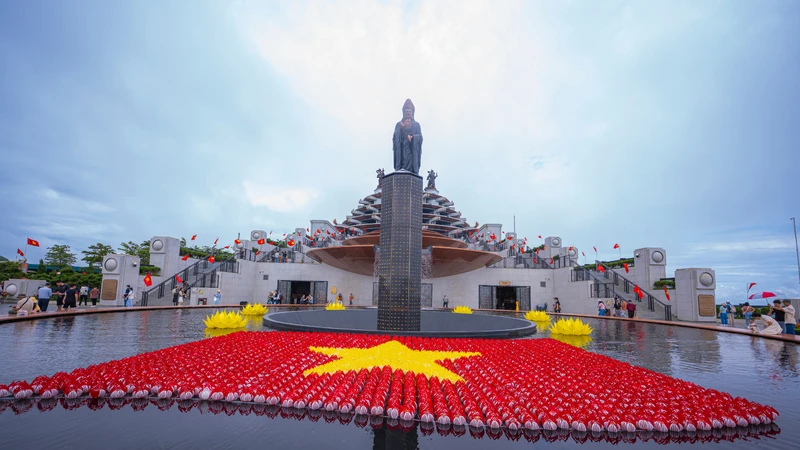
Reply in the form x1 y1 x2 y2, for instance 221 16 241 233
104 258 118 272
651 251 664 263
699 272 714 287
151 239 164 251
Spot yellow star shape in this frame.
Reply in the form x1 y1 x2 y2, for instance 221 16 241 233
303 340 481 382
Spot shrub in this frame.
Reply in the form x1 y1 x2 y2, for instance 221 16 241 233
653 279 676 289
139 265 161 276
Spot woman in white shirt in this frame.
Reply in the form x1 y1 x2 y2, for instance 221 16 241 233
757 314 783 335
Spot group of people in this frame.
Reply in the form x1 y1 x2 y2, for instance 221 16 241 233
598 297 637 318
747 300 796 336
7 281 102 316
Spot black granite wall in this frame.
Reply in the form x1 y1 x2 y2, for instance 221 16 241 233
377 171 423 331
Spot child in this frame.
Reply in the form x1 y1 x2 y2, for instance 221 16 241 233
747 314 760 333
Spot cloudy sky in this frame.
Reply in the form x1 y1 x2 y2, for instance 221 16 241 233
1 0 798 303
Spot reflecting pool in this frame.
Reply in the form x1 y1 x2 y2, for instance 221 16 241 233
0 309 797 449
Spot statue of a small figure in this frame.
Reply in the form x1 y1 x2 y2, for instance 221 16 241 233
426 170 437 189
376 168 385 186
392 99 423 174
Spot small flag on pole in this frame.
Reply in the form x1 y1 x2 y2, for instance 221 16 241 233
143 273 153 287
663 286 671 301
623 263 629 273
181 254 190 261
191 235 197 241
27 238 40 247
208 255 215 264
613 243 620 249
747 282 757 291
597 264 605 273
176 275 183 284
257 238 266 245
214 238 219 245
17 248 24 257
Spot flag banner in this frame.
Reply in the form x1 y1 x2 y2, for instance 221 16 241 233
143 273 153 287
747 282 757 291
257 238 266 245
597 265 605 273
0 332 776 438
191 235 197 241
234 239 242 245
214 238 219 245
663 286 671 301
613 243 620 249
176 275 183 284
182 255 190 261
208 256 215 264
623 263 629 273
593 246 597 253
17 248 24 257
537 235 542 239
27 238 40 247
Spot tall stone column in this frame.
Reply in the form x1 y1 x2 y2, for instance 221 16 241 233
377 171 423 331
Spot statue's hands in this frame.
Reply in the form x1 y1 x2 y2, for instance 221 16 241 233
407 135 413 142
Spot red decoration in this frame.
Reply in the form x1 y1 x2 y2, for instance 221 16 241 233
1 332 777 436
234 239 242 245
537 235 542 239
597 265 605 273
507 236 513 241
214 238 219 245
663 286 671 301
208 256 215 264
143 273 153 287
287 239 296 247
613 243 620 249
191 235 197 241
17 248 24 257
181 255 190 261
581 251 585 256
27 238 40 247
257 238 266 245
490 233 496 241
176 275 183 284
747 282 757 291
623 263 629 273
224 245 230 249
593 246 597 253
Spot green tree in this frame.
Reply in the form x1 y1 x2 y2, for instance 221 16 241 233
36 259 46 273
81 243 115 269
118 240 151 265
45 244 77 268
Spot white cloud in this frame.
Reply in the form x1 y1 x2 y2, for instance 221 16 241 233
243 181 319 212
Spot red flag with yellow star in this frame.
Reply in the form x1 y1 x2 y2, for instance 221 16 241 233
143 272 153 287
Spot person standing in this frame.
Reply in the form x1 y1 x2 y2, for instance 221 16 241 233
626 300 636 318
718 304 729 326
214 290 221 306
89 286 99 306
307 293 314 304
37 282 53 312
172 286 179 306
598 300 606 316
770 300 785 333
55 280 68 311
553 297 561 313
741 302 755 329
349 293 354 306
727 302 736 327
775 300 796 335
79 284 89 306
442 295 449 308
64 284 79 310
123 285 134 307
620 299 628 317
613 298 622 318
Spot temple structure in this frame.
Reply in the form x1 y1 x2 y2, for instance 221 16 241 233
94 170 719 322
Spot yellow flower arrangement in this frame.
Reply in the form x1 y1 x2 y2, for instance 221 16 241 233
548 317 593 336
524 310 551 322
241 303 268 316
452 305 473 314
203 310 248 329
326 302 346 311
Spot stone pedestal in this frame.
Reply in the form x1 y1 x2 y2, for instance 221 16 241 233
675 268 717 322
377 171 423 331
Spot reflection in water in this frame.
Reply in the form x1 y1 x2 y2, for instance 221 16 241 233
550 335 592 348
0 398 780 445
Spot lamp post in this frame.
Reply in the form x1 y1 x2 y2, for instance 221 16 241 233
792 217 800 284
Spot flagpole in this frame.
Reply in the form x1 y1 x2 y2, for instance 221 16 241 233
792 217 800 284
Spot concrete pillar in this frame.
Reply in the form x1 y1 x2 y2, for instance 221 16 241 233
630 247 667 290
101 254 141 306
149 236 181 278
675 268 716 322
2 279 46 298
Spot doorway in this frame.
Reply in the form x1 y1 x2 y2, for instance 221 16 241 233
291 281 311 304
278 280 325 304
496 286 517 310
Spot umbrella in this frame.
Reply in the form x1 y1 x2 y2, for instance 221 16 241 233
748 291 777 300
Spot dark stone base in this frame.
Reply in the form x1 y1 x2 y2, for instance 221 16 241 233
263 309 537 338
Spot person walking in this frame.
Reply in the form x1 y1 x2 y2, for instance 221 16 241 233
718 304 728 326
349 293 354 306
123 285 134 308
620 299 628 317
598 300 606 316
214 290 221 306
179 286 186 306
553 297 561 313
37 282 53 312
626 300 636 318
770 300 785 333
55 280 68 311
741 302 755 329
64 284 79 310
442 295 449 308
89 286 99 306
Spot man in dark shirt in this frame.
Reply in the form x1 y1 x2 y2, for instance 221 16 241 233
63 284 79 310
627 300 637 318
770 299 786 333
55 281 69 311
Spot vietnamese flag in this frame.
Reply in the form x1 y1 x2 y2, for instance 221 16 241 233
634 285 645 299
490 233 496 241
214 238 219 245
623 262 629 273
234 239 242 245
3 331 776 435
581 251 585 256
507 236 513 241
593 246 597 253
181 254 190 261
143 273 153 287
224 245 230 249
176 275 183 284
208 255 215 264
191 235 197 241
663 286 671 301
537 235 542 239
17 248 24 257
27 238 40 247
747 282 757 292
613 243 620 249
597 264 605 273
257 238 266 245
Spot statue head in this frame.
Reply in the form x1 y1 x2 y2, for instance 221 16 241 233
402 99 415 120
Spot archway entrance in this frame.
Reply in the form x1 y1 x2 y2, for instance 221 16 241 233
479 285 531 311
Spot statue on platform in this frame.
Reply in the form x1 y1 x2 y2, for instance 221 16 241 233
392 99 423 174
376 168 385 186
426 170 437 189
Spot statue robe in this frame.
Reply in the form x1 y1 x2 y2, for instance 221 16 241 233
392 120 423 174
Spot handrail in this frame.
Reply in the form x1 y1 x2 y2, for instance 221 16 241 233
140 250 236 306
597 261 673 321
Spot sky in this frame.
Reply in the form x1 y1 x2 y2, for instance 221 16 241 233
1 0 798 303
